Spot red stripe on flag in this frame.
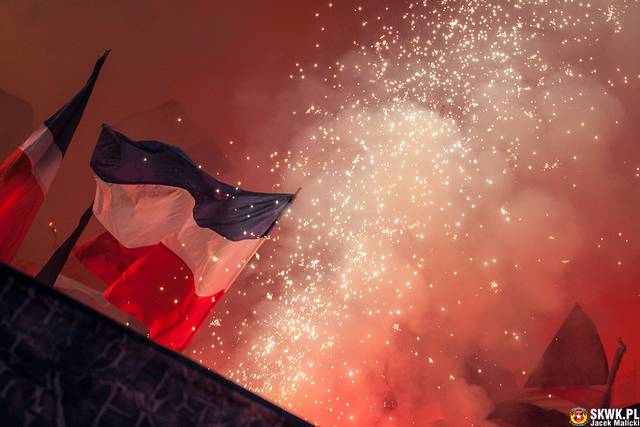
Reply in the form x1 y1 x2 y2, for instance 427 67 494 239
0 149 44 263
75 232 223 351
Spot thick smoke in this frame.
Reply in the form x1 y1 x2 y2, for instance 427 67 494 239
202 1 640 426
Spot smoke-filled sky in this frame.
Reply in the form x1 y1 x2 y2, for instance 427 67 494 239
2 1 640 426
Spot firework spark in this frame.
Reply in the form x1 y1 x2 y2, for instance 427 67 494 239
194 0 639 425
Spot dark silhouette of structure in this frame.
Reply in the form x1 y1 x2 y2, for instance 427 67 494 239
0 263 312 427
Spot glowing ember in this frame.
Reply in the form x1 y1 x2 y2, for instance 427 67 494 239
193 0 639 425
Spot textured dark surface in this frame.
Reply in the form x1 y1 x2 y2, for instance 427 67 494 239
0 263 312 427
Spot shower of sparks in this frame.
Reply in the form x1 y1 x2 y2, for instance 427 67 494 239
194 0 637 425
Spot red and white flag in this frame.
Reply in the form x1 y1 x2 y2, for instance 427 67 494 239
75 126 295 351
0 51 109 263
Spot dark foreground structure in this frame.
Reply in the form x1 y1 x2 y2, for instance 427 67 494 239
0 263 312 427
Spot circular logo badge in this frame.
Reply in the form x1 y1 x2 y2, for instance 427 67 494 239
569 407 589 426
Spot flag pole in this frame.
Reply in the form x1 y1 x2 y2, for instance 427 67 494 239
35 203 93 287
279 187 301 218
600 337 627 408
291 187 302 202
263 187 301 238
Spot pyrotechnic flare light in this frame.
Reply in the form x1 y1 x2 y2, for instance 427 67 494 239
192 0 636 425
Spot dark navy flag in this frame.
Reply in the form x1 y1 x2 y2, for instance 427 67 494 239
45 51 110 155
90 125 293 240
76 125 295 351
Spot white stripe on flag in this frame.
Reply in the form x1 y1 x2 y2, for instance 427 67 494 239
19 125 61 193
93 179 263 296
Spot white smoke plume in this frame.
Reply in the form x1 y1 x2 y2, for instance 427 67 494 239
193 0 640 425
